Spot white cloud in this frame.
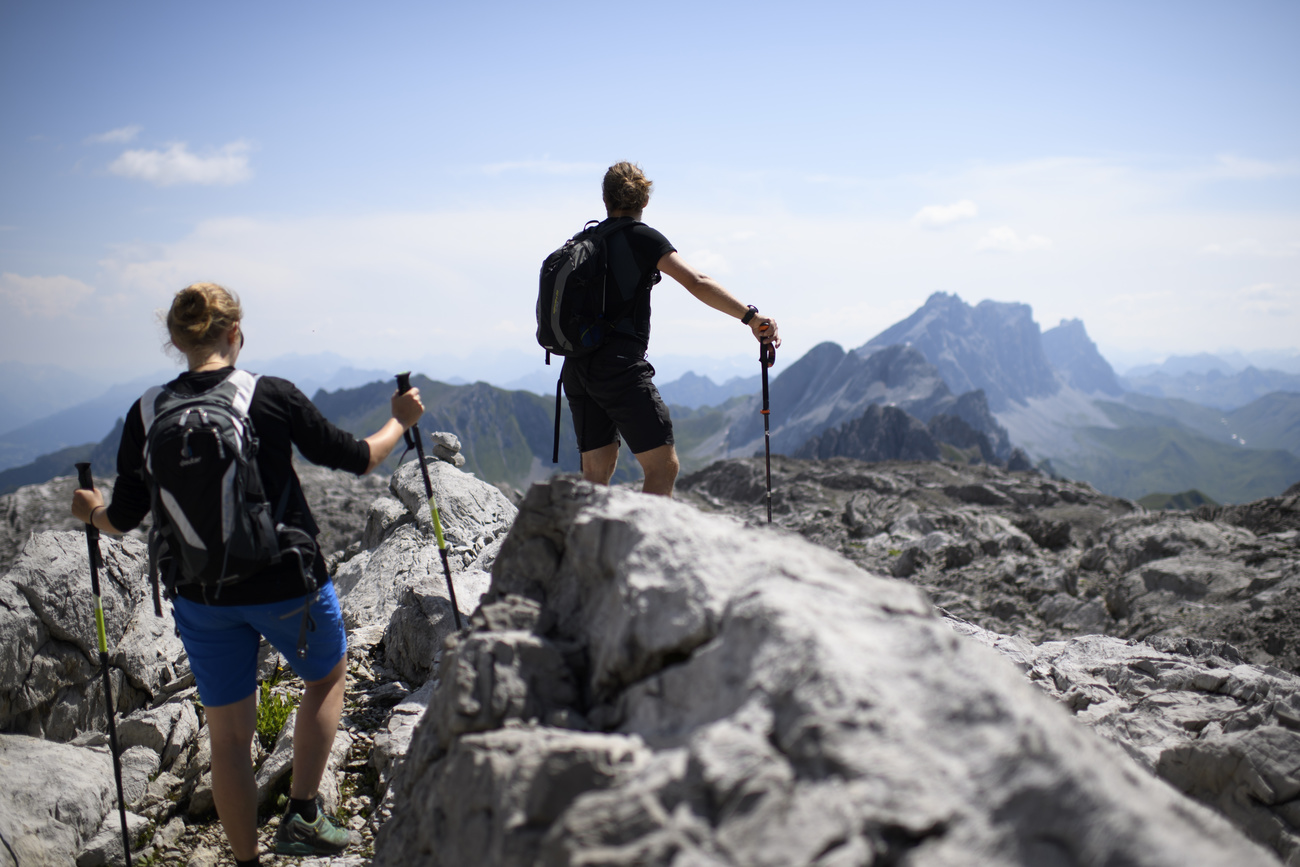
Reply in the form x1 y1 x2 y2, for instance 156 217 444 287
85 125 142 145
913 199 978 228
1214 154 1300 180
481 159 604 176
1233 282 1298 316
1202 238 1299 257
974 226 1052 253
0 272 95 317
109 141 253 186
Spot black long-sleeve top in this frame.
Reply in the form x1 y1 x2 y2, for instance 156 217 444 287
108 368 370 605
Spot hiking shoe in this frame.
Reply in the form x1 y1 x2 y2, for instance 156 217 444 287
273 808 355 856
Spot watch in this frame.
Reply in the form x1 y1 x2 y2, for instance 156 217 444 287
741 305 759 325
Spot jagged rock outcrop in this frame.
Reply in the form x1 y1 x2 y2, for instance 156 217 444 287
373 478 1276 866
332 457 513 644
927 412 998 462
0 532 182 739
795 403 940 461
724 342 1011 460
858 292 1060 410
0 448 513 864
1041 318 1125 396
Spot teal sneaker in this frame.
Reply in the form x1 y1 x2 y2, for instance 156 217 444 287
273 807 355 856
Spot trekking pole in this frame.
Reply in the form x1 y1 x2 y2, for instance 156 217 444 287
395 374 463 630
75 462 133 867
759 329 776 524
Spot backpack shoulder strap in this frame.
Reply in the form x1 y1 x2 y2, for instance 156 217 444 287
226 369 261 416
139 385 167 434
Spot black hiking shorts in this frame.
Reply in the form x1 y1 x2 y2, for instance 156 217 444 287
562 337 674 455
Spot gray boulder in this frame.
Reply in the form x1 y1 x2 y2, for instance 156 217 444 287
389 457 516 555
374 479 1276 866
382 571 492 686
75 810 149 867
0 733 116 867
0 532 179 739
333 461 514 631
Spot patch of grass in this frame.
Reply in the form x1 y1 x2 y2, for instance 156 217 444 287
256 682 297 750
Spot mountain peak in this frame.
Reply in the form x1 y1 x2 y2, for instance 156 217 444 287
1041 318 1123 396
858 295 1058 411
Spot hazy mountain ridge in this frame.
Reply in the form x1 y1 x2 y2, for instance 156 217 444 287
1122 366 1300 411
2 294 1297 503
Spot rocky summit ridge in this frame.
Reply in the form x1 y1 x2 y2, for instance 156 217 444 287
1 453 1300 865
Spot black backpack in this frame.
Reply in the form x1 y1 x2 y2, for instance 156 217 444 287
139 370 291 601
536 218 649 361
537 218 661 462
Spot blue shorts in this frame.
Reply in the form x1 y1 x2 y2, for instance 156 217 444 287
173 583 347 708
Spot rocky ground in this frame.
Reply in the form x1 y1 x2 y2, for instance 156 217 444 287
4 453 1300 866
678 456 1300 674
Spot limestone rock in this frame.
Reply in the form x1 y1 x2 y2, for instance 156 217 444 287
382 570 492 685
0 532 168 738
953 618 1300 862
0 733 116 867
374 479 1276 867
292 461 390 557
389 457 516 555
428 430 466 467
372 679 437 798
74 810 149 867
0 474 138 574
335 462 513 631
361 495 413 550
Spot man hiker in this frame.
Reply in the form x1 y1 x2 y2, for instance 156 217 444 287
71 282 425 866
563 161 781 497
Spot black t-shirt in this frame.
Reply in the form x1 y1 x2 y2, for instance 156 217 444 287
600 217 676 348
108 368 371 606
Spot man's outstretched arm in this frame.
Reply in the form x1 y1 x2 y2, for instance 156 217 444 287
657 252 781 347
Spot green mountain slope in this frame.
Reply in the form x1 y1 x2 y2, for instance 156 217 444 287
1118 391 1300 457
313 376 584 486
1052 422 1300 504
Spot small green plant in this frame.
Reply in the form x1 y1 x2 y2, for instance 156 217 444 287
888 548 903 557
256 682 297 749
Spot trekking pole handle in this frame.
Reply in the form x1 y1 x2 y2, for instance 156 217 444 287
396 371 412 394
758 323 776 367
76 461 94 491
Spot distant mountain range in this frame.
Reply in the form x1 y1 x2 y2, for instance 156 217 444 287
3 292 1298 503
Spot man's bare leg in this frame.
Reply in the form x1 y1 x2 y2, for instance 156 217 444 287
581 443 619 485
635 444 680 497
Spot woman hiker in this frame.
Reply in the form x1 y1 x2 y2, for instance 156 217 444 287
563 161 782 496
71 282 425 865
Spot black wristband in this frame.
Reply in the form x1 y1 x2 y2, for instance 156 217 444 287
741 305 758 325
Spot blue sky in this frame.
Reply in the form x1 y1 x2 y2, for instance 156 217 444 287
2 0 1297 383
